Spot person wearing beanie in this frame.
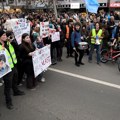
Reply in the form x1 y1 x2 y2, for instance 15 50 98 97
0 30 25 110
71 23 85 67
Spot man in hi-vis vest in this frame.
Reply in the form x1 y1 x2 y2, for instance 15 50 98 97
0 30 25 110
65 19 74 58
88 22 103 64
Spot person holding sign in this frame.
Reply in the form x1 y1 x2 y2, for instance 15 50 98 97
88 22 103 64
0 30 25 109
19 33 37 89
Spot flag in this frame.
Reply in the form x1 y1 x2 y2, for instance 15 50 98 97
85 0 99 14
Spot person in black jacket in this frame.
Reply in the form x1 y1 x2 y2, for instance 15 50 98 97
19 33 36 89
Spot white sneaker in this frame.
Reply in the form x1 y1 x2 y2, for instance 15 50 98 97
41 78 45 83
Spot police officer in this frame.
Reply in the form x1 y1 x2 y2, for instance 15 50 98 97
0 30 25 109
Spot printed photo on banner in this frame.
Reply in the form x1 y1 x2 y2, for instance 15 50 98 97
5 18 30 45
0 50 12 78
40 22 49 38
51 32 60 42
32 45 51 77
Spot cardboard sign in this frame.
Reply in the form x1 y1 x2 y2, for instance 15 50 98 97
51 32 60 42
7 18 30 45
0 50 12 78
40 22 49 38
32 45 51 77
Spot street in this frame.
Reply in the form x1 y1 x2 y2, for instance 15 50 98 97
0 50 120 120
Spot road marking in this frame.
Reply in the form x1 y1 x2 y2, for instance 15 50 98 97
48 68 120 90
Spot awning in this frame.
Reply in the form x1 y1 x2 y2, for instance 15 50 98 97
110 3 120 8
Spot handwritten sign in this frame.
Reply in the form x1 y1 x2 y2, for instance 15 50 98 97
40 22 49 38
32 45 51 77
0 50 11 78
6 18 30 45
51 32 60 42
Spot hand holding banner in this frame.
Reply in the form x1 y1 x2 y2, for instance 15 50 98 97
32 45 51 77
51 32 60 42
0 50 11 78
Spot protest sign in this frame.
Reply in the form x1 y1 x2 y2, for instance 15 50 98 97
0 50 12 78
51 32 60 42
49 28 56 35
32 45 51 77
6 18 30 45
40 22 49 38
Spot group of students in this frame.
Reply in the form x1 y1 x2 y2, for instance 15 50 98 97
0 10 120 110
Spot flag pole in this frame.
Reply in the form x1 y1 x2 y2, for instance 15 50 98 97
84 0 89 21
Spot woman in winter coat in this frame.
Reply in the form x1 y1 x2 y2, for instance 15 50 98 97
19 33 36 89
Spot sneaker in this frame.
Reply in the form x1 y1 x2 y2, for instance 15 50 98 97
75 63 80 67
66 55 70 58
14 90 25 96
6 103 14 110
70 55 74 57
17 83 23 87
88 59 92 63
78 62 85 65
41 77 46 83
97 62 101 66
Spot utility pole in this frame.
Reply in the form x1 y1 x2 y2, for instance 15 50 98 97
53 0 58 18
1 0 4 12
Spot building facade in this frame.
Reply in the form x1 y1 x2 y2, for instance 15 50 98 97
0 0 120 9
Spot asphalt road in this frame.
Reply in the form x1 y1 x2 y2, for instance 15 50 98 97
0 50 120 120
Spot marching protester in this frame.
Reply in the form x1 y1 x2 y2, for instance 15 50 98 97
71 22 85 67
0 30 25 109
32 26 46 83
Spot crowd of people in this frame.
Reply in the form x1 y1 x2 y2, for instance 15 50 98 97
0 9 120 110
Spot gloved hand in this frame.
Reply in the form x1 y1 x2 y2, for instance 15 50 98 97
73 47 76 50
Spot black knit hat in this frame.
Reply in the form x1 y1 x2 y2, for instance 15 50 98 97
0 30 5 37
74 22 81 27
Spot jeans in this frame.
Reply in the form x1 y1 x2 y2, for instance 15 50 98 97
89 44 101 63
3 67 19 104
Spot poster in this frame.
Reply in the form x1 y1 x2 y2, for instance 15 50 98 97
51 32 60 42
32 45 51 77
0 50 12 78
6 18 30 45
40 22 49 38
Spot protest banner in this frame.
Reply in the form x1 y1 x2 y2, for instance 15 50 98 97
6 18 30 45
32 45 51 77
0 50 12 78
40 22 49 38
51 32 60 42
49 28 56 35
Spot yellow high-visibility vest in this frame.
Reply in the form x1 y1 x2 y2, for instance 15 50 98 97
91 29 102 44
0 42 17 69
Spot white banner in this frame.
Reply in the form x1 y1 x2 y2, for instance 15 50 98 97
70 3 80 9
0 50 12 78
51 32 60 42
40 22 49 38
32 45 51 78
8 18 30 45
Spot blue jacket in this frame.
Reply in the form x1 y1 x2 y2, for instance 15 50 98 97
71 31 81 48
